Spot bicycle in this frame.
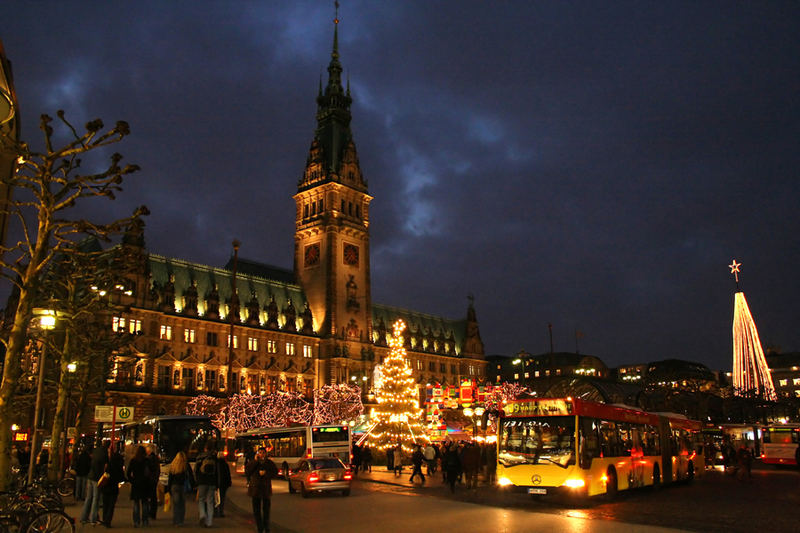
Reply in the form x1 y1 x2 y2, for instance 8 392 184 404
0 489 74 533
56 475 74 498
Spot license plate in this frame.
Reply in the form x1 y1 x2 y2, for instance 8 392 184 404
528 488 546 495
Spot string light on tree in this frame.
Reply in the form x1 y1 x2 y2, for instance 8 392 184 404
366 319 430 452
729 259 776 401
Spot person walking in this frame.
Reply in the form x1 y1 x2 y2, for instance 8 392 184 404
214 451 232 518
194 441 218 528
443 442 461 493
423 443 436 475
361 446 372 473
485 441 497 485
245 446 278 533
392 445 403 477
409 445 426 484
736 445 753 482
351 444 362 476
462 442 481 489
145 445 161 521
73 445 91 501
127 445 152 527
100 445 125 528
80 440 109 525
167 451 194 526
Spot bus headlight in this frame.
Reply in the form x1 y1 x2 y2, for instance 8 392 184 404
563 478 585 489
497 477 514 487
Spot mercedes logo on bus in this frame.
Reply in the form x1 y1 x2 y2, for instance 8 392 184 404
531 474 542 485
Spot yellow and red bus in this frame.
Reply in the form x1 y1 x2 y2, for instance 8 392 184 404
759 423 799 466
496 397 704 498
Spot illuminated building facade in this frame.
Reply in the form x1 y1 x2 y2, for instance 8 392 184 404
765 352 800 400
99 23 486 416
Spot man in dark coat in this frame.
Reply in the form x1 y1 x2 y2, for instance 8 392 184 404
100 447 125 528
245 447 278 533
214 451 232 518
194 441 219 528
145 445 161 520
409 445 426 484
73 446 91 501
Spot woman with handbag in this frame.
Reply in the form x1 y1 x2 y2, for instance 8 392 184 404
127 446 151 527
100 446 125 528
166 451 194 526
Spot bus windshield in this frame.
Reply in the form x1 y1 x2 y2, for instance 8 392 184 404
499 416 575 468
157 418 219 463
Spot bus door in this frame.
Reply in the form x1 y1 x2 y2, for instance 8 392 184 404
658 417 674 482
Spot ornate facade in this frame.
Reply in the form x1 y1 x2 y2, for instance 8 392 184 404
102 23 486 417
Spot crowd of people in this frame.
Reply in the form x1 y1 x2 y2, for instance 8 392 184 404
350 440 498 492
65 439 232 529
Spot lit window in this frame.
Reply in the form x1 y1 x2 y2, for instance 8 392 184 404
184 329 196 343
793 378 800 386
285 343 295 356
160 325 172 341
524 372 529 378
795 390 800 398
112 316 126 332
416 360 423 370
267 340 277 353
534 370 540 377
303 345 313 358
514 373 519 380
227 335 239 349
247 337 258 351
556 369 561 375
128 319 142 334
779 379 788 387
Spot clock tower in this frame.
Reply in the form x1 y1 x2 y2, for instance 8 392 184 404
293 20 373 383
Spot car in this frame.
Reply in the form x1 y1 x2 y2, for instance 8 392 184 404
287 457 352 497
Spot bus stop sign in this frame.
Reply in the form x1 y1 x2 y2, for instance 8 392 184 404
116 407 134 422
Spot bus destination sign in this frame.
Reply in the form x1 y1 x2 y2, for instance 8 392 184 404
503 399 573 417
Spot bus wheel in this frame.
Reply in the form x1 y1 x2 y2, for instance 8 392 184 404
300 482 309 498
652 464 661 490
686 463 694 483
605 468 618 500
288 479 296 494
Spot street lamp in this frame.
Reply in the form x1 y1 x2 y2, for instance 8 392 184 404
28 309 56 485
61 361 77 474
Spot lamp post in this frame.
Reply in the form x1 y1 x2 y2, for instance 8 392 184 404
61 361 77 475
28 309 56 486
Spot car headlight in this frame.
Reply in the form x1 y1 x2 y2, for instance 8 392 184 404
497 477 514 486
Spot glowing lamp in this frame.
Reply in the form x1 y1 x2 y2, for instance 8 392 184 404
497 477 514 486
563 478 585 489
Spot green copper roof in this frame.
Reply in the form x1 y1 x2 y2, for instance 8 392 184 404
372 303 467 356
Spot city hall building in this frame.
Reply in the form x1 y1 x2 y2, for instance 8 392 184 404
102 25 486 416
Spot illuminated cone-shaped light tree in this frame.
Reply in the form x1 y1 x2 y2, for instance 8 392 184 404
367 319 430 453
729 260 777 401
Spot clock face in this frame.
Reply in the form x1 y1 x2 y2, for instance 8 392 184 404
304 243 320 267
343 243 359 266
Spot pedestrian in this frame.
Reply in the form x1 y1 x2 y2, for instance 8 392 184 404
146 445 161 521
100 445 125 528
462 442 481 489
423 443 436 475
361 446 372 473
35 447 49 478
409 445 426 484
127 445 152 527
386 444 394 472
392 445 403 477
245 446 278 533
80 440 109 525
214 451 232 518
485 441 497 486
167 451 194 526
736 445 752 482
194 440 218 528
443 442 461 493
352 443 362 475
18 444 31 475
73 445 91 501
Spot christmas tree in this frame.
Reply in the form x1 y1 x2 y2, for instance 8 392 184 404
367 319 430 452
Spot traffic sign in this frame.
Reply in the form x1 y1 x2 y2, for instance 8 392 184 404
94 405 114 423
115 406 134 422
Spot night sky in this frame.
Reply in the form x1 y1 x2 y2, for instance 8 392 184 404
2 1 798 371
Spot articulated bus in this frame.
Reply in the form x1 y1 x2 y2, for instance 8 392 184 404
234 425 351 476
759 423 800 466
497 397 704 499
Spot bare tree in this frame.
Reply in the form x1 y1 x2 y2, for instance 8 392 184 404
0 111 144 489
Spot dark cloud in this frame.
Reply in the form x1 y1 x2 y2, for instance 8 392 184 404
2 0 798 370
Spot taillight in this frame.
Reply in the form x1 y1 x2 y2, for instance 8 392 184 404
305 448 312 458
308 471 319 483
343 469 352 480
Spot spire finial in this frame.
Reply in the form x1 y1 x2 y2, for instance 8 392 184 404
729 259 742 290
334 1 340 25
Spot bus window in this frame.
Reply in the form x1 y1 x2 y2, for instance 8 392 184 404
579 418 600 468
599 420 620 457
